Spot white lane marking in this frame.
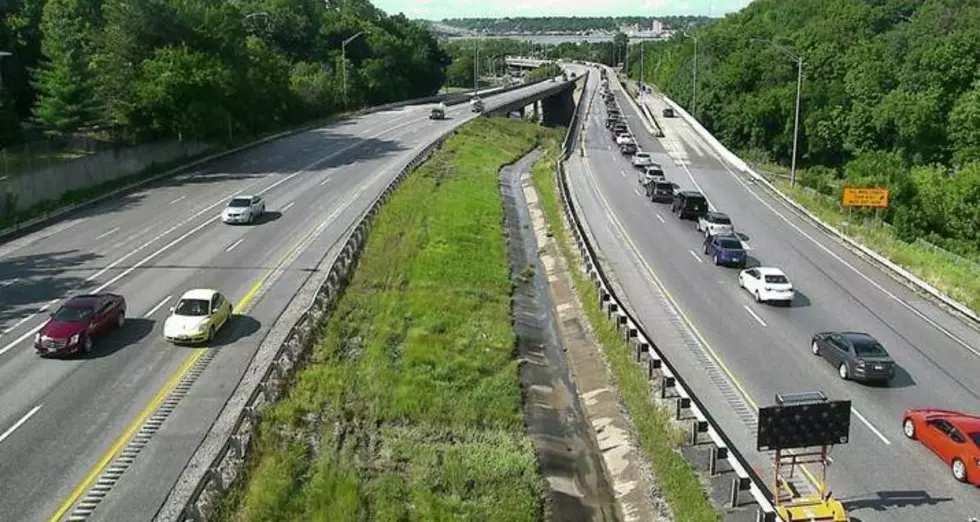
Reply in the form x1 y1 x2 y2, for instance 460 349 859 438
0 278 17 288
169 195 186 205
620 169 626 177
0 405 42 446
689 250 704 263
852 407 891 445
743 305 767 327
656 214 665 224
1 299 58 336
281 201 295 212
633 188 643 197
675 116 980 356
319 178 330 186
0 113 425 357
95 227 120 240
226 238 245 252
144 295 171 318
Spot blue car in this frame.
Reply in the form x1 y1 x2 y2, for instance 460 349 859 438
703 234 747 267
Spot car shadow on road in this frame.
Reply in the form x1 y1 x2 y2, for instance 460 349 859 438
210 314 261 348
866 365 916 389
787 290 812 308
841 490 953 520
76 318 155 359
743 255 762 268
0 249 102 326
240 211 282 226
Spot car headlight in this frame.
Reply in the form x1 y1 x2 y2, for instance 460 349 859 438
70 333 80 344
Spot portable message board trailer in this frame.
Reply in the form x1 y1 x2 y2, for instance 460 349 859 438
757 391 852 522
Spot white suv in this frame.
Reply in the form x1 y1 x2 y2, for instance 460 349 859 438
697 211 734 237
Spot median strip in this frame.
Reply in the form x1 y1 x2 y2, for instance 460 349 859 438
209 118 554 521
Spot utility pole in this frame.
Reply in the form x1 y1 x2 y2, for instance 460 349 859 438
474 43 480 89
750 38 804 187
640 42 645 92
342 31 364 111
692 36 698 115
0 51 11 91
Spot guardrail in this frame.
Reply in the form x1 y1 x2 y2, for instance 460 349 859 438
173 125 461 521
655 94 980 325
169 79 560 521
0 80 547 245
555 64 784 522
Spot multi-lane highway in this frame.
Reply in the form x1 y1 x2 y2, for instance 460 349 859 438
0 80 566 522
563 64 980 521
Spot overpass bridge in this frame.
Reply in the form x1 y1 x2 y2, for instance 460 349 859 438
483 71 584 127
505 56 555 70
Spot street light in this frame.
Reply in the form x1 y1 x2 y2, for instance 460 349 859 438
751 37 804 187
341 31 364 111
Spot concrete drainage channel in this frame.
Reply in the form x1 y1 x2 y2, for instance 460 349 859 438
68 350 218 521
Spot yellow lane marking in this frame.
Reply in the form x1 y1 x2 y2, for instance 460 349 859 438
575 117 827 494
47 193 346 522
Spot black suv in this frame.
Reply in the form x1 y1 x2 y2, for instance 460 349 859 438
662 107 675 118
672 191 708 220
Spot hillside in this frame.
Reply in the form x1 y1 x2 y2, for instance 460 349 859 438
632 0 980 259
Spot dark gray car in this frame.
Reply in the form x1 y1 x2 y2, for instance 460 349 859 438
810 331 896 383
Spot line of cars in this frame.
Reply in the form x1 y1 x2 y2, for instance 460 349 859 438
31 195 266 357
594 72 980 487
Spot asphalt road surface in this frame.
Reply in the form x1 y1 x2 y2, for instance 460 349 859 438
0 80 565 522
564 64 980 522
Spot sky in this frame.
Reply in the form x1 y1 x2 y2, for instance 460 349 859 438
371 0 750 20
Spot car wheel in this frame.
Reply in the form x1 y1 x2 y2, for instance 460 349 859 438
811 341 820 355
714 254 720 265
903 418 916 440
116 312 125 329
703 244 709 254
208 325 216 342
953 458 968 482
754 290 762 303
738 276 744 288
838 363 849 380
83 335 93 354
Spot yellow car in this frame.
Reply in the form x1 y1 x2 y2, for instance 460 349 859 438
163 288 233 344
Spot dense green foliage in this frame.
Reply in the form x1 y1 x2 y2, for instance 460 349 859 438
441 38 624 88
0 0 449 143
441 16 711 33
630 0 980 258
525 63 561 83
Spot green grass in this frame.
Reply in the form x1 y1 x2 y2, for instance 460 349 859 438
529 145 720 522
213 117 553 522
750 161 980 313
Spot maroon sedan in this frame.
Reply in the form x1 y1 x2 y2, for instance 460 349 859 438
34 293 127 356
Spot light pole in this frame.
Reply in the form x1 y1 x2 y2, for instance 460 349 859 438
473 43 480 90
751 38 804 187
342 31 364 111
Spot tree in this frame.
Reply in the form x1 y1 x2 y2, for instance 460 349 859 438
32 0 100 135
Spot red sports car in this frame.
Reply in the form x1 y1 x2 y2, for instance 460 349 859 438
34 293 127 356
903 408 980 485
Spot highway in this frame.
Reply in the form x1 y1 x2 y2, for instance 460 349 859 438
0 79 565 522
563 64 980 521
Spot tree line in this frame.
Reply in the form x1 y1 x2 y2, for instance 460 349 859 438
440 38 625 88
0 0 449 145
441 16 710 34
629 0 980 258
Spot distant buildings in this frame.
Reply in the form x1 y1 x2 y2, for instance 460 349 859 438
618 20 670 38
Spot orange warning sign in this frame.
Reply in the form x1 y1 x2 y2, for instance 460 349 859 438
841 187 889 208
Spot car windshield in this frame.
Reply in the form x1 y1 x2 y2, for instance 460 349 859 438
53 305 94 322
228 198 251 208
654 183 672 190
970 433 980 447
764 275 790 284
710 216 732 225
174 298 210 316
852 338 888 357
718 239 742 250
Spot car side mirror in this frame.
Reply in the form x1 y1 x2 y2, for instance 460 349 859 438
212 307 219 314
169 306 175 313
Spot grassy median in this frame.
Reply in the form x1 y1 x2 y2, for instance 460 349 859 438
529 147 720 522
214 117 552 521
766 176 980 313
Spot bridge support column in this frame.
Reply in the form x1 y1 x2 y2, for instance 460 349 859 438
541 87 575 128
532 100 540 122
